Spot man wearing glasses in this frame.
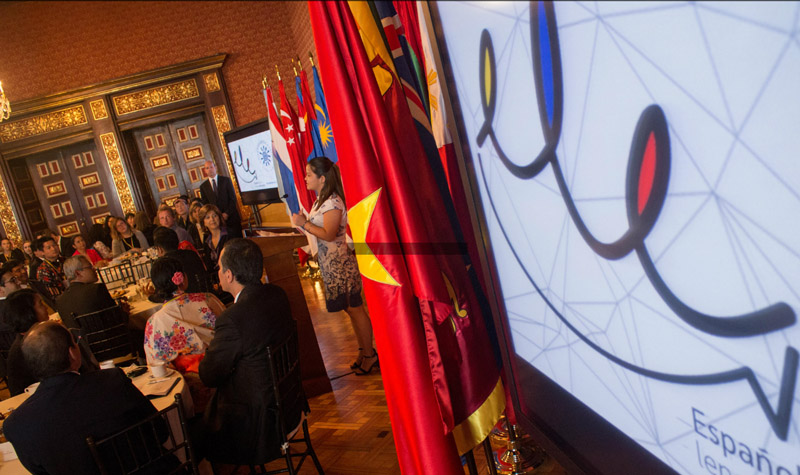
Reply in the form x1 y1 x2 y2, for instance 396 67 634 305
55 256 118 333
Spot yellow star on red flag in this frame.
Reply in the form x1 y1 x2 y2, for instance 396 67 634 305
348 188 400 287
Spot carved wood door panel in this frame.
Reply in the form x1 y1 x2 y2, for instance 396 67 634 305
167 115 215 200
27 140 110 238
133 124 187 206
132 114 215 206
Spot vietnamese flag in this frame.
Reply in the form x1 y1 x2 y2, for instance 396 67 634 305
309 1 503 473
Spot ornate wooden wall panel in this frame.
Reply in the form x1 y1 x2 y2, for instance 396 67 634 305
0 55 235 242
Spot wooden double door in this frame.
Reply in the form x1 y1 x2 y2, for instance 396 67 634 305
132 114 215 206
13 140 117 238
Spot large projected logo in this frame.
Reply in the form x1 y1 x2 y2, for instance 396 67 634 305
475 2 798 441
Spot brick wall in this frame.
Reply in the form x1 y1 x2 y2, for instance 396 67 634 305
0 1 317 127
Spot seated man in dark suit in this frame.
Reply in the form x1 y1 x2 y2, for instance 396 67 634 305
152 226 208 294
4 321 163 475
199 238 299 467
57 255 134 362
56 255 118 331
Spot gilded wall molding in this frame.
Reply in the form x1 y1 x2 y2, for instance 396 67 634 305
0 105 87 143
90 99 108 120
204 73 220 92
211 105 250 220
113 79 199 116
99 132 136 214
0 174 23 246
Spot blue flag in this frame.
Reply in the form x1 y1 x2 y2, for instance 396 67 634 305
312 65 338 163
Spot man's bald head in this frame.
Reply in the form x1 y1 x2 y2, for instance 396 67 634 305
22 321 79 381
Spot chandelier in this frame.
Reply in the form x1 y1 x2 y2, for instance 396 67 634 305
0 81 10 122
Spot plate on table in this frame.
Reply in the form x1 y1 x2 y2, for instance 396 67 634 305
109 289 126 299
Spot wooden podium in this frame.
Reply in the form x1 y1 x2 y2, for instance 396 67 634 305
249 233 332 397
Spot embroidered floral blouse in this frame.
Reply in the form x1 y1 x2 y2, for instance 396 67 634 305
143 292 221 366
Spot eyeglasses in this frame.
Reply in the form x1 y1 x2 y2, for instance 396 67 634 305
1 276 18 286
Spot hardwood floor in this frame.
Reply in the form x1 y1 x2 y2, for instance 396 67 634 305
255 275 568 474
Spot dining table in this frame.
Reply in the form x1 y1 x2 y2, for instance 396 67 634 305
0 366 193 474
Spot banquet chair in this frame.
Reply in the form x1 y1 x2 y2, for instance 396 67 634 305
258 321 324 475
73 305 135 364
97 261 135 290
87 393 199 475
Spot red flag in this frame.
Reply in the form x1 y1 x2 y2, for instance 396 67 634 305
278 80 316 214
309 2 503 473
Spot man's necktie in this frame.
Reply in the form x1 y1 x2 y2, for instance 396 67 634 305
212 178 217 194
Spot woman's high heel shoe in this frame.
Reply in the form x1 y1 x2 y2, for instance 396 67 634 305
350 348 364 370
355 350 379 376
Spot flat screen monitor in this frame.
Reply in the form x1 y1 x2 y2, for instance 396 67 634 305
223 118 281 205
433 2 800 474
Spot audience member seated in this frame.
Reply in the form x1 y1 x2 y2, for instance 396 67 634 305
152 226 207 294
56 256 119 332
5 289 51 395
199 238 299 467
198 204 228 274
11 259 30 290
22 240 35 265
145 257 222 413
110 215 150 257
133 210 156 248
0 262 21 331
158 204 195 248
87 223 113 261
0 237 25 265
101 215 115 249
188 200 205 250
28 237 46 281
35 236 66 297
174 195 192 232
71 234 106 266
3 321 165 475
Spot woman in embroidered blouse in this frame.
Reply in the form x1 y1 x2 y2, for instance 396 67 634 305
110 216 149 257
71 235 105 266
143 257 223 368
198 204 228 273
291 156 378 375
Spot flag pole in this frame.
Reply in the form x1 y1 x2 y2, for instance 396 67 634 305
308 51 315 67
275 65 281 81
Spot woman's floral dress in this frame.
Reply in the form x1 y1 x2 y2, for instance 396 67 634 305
308 193 363 312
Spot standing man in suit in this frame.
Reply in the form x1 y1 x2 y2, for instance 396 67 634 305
200 159 242 238
3 321 162 475
199 238 298 467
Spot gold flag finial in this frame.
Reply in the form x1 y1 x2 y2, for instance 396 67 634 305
296 55 303 69
261 75 268 89
275 65 281 81
309 51 315 67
